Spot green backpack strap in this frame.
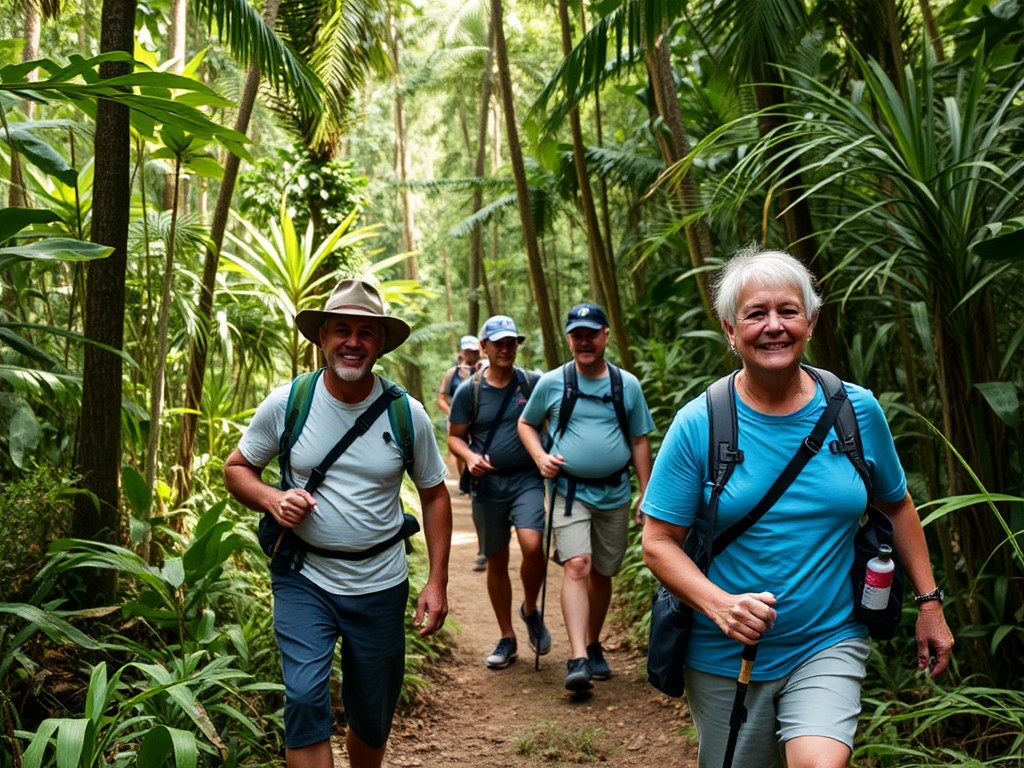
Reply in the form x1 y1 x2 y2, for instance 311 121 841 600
380 376 416 475
278 369 325 490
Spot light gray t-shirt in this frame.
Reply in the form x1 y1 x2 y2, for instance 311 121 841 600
238 374 446 595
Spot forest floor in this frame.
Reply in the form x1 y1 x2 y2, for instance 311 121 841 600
332 470 699 767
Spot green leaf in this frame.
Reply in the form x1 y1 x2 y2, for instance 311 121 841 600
121 464 153 518
0 206 61 242
3 124 78 186
161 557 185 589
974 227 1024 262
0 238 113 270
975 381 1020 428
55 718 91 768
0 603 103 650
8 398 41 468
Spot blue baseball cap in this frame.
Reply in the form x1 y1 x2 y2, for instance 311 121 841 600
564 303 609 332
480 315 525 343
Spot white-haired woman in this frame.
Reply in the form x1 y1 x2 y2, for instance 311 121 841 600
641 247 952 768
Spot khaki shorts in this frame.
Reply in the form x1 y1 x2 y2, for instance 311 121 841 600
683 636 870 768
550 495 630 576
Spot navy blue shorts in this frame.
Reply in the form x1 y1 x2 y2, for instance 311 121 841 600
271 570 409 749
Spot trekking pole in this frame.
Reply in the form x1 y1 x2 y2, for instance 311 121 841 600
536 480 557 671
722 643 758 768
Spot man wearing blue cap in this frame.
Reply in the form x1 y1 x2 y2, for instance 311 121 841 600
519 303 654 692
448 315 552 669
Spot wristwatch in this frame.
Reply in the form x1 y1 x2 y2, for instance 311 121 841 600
915 588 945 605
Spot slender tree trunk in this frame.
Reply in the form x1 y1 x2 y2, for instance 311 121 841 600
468 21 496 335
918 0 944 61
173 0 281 504
489 0 559 368
163 0 187 211
644 37 716 327
145 159 181 500
557 0 632 369
73 0 137 600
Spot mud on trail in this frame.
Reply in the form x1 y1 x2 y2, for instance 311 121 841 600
334 475 698 767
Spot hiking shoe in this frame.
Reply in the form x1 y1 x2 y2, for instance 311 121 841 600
519 604 551 655
473 555 487 572
485 637 517 669
586 641 611 680
564 657 593 692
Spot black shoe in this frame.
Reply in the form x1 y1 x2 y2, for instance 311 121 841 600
586 641 611 680
564 657 593 691
519 604 551 655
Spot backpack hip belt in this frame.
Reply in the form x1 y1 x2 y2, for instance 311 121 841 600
559 463 630 517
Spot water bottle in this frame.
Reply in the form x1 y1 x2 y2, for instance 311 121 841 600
861 544 895 610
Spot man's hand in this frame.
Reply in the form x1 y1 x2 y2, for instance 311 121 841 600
467 452 494 477
271 488 317 528
534 451 564 479
414 580 449 637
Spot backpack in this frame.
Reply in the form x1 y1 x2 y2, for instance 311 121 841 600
278 368 415 490
556 361 630 446
705 365 904 637
260 368 419 574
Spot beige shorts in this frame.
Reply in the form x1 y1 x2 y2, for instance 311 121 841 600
550 495 630 576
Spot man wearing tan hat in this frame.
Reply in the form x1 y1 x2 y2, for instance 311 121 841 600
225 279 452 768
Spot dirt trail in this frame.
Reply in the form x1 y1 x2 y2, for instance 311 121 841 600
336 475 698 766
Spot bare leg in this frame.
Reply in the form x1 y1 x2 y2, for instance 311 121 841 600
516 527 545 614
587 570 612 645
346 729 387 768
785 735 851 768
487 543 515 637
561 554 592 659
286 741 333 768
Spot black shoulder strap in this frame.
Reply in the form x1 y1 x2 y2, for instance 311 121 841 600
305 384 402 495
556 361 577 438
471 369 522 456
706 372 744 493
712 375 849 556
607 363 631 445
805 366 873 500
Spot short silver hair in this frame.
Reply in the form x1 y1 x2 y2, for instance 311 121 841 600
713 245 823 326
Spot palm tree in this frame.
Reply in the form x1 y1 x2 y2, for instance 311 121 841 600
489 0 559 367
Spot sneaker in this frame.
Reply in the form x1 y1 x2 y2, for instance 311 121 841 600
586 641 611 680
473 555 487 572
519 604 551 655
485 637 517 669
564 657 593 692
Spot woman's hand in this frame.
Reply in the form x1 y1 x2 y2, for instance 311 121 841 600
709 591 777 644
916 603 954 678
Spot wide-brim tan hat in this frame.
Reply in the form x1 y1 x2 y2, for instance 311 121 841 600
295 279 411 355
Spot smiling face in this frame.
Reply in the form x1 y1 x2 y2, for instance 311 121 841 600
723 283 815 376
567 326 610 367
319 316 384 383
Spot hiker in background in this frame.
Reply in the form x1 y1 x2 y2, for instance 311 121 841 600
438 334 486 569
437 335 483 418
224 279 452 768
448 315 552 669
518 304 654 692
641 247 952 768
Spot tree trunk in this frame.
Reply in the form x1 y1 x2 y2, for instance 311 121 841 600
163 0 187 211
173 0 281 504
73 0 137 600
468 20 496 335
489 0 559 368
644 37 716 327
556 0 633 370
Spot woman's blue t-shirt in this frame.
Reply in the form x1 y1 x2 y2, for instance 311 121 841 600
642 379 907 681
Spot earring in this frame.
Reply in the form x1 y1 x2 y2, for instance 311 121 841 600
729 342 738 355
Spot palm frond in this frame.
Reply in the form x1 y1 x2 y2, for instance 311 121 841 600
191 0 324 117
447 192 518 237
